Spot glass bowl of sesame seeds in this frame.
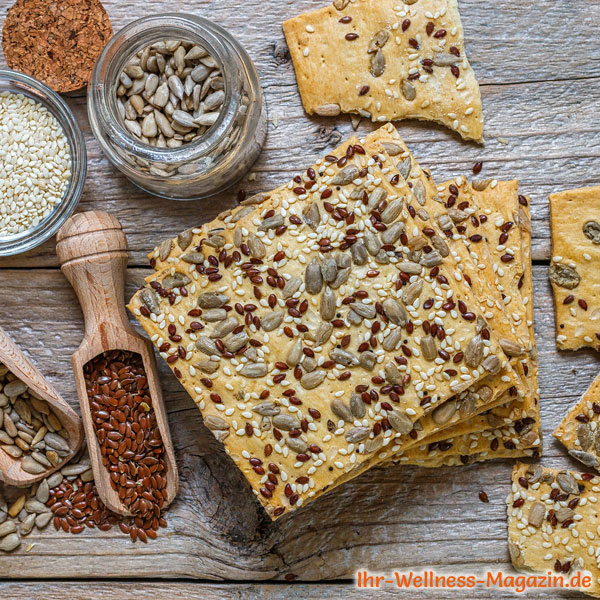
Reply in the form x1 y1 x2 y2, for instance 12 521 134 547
0 69 87 256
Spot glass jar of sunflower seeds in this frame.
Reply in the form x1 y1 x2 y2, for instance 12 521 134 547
88 14 266 200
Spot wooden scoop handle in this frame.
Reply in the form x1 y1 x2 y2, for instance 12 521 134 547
56 211 134 341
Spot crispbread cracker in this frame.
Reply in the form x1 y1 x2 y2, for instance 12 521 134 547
129 130 507 518
507 462 600 598
398 189 541 466
554 373 600 471
282 0 483 141
549 186 600 352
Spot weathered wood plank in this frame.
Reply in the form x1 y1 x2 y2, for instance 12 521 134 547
0 581 588 600
0 1 598 267
0 266 596 586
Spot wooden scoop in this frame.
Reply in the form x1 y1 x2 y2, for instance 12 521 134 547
0 326 83 487
56 211 178 516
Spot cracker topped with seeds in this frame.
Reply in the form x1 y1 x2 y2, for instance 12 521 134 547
549 186 600 352
554 373 600 471
283 0 483 141
129 129 506 518
507 462 600 598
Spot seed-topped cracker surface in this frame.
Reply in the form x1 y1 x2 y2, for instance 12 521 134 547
507 462 600 598
549 186 600 352
282 0 483 141
554 373 600 471
129 129 506 518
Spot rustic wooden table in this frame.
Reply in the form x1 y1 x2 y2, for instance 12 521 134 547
1 0 599 598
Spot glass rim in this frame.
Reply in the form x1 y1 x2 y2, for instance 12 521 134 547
0 69 87 257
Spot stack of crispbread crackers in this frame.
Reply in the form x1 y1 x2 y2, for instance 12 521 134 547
128 123 539 519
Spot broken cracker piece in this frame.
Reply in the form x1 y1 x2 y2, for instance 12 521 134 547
554 373 600 471
549 186 600 352
507 462 600 598
283 0 483 141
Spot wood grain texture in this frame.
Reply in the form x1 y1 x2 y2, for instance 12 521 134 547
0 582 591 600
0 0 598 595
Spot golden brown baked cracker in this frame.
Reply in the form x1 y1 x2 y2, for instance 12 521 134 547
549 186 600 352
554 373 600 471
129 131 508 518
282 0 483 141
507 462 600 598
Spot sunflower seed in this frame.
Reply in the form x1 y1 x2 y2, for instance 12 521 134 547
332 165 359 186
569 450 599 468
260 215 284 231
0 521 16 537
224 332 249 353
202 309 227 322
301 370 326 390
286 339 303 367
380 198 403 223
401 80 416 101
349 393 366 418
3 381 27 397
528 502 545 528
240 363 268 378
273 415 300 431
252 402 280 417
358 351 376 370
246 233 266 258
549 263 580 289
397 157 411 180
583 221 600 244
209 317 238 340
282 277 302 299
364 230 382 256
198 292 229 308
305 259 324 294
320 256 337 283
482 356 501 374
204 415 229 430
499 338 525 357
351 240 368 265
345 427 370 443
370 49 386 77
433 53 459 66
351 302 376 320
21 456 46 474
380 222 405 244
382 299 407 327
557 472 580 495
432 401 457 425
36 479 49 504
315 323 333 347
331 398 353 422
388 410 413 434
0 533 20 552
286 437 308 453
401 279 423 305
367 187 387 211
448 207 468 223
464 335 483 367
161 273 190 289
420 250 443 267
320 287 336 321
314 103 341 117
420 336 437 361
381 141 403 156
180 251 205 264
303 203 321 230
382 329 403 352
195 337 221 356
261 311 285 332
329 348 359 367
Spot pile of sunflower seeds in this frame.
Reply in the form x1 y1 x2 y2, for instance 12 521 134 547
116 39 225 147
0 363 71 474
0 449 93 552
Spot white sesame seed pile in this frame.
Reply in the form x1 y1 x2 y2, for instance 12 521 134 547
0 91 71 237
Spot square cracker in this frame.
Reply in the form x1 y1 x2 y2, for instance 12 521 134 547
549 186 600 352
129 131 507 518
507 462 600 598
554 372 600 471
283 0 483 141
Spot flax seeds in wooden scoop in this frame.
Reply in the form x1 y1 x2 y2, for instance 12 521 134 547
56 211 178 517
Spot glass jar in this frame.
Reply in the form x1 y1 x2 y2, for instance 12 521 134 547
88 14 267 201
0 70 86 257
